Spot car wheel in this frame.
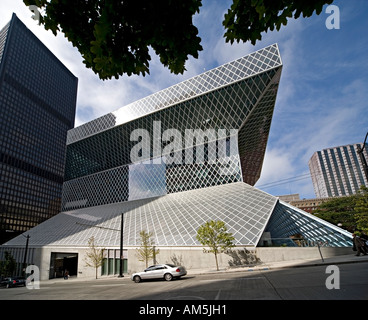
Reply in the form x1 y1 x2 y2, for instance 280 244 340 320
133 275 141 283
164 273 173 281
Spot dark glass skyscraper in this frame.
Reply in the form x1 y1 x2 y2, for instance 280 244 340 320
0 14 78 244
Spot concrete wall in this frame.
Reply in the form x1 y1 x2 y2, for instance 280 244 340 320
255 247 352 263
30 247 97 281
127 246 354 274
127 246 353 274
128 246 225 274
5 245 353 281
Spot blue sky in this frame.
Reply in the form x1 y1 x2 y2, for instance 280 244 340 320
1 0 367 199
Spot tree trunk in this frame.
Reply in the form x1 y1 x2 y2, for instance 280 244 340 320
215 252 219 271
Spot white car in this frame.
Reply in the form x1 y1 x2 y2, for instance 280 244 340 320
131 264 187 283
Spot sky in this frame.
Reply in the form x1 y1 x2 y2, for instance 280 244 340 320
1 0 367 200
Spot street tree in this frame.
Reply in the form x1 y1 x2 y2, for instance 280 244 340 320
0 251 17 277
313 195 357 231
354 186 368 233
23 0 334 79
84 236 105 279
136 230 160 268
312 186 368 232
196 220 235 271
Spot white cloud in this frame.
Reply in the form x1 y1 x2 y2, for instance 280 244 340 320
257 149 295 185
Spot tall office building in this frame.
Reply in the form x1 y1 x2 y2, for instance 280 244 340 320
0 14 78 244
309 143 368 198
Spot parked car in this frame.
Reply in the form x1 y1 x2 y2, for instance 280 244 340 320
131 264 187 283
0 276 26 288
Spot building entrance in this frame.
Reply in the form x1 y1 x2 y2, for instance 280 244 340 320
49 252 78 279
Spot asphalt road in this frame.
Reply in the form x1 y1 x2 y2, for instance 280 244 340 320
1 262 367 301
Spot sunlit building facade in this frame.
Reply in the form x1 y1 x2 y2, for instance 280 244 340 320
61 44 283 211
309 143 368 198
2 44 353 280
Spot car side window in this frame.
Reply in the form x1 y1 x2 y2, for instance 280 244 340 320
145 266 155 271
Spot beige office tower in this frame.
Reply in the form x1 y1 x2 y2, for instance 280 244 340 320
309 143 368 198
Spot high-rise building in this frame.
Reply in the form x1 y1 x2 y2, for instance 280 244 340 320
0 14 78 244
309 143 368 198
2 45 352 280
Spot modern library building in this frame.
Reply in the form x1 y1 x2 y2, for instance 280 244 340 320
1 44 352 280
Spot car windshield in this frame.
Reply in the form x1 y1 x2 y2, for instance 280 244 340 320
165 264 176 268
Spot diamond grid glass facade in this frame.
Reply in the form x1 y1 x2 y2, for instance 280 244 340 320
265 201 352 247
4 182 352 249
2 182 278 247
66 44 282 145
62 44 282 211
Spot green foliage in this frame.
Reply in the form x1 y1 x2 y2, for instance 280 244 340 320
0 251 17 277
23 0 202 79
84 236 105 279
23 0 334 79
313 186 368 232
196 220 235 271
223 0 334 45
136 230 160 268
354 186 368 233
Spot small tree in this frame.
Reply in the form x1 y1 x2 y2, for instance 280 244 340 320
84 236 105 279
0 251 17 277
136 230 160 268
196 220 235 271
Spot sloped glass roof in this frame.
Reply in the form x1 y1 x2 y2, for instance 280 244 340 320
3 183 352 249
4 182 277 248
265 200 352 247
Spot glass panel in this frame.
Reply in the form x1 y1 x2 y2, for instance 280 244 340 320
108 258 114 275
101 258 108 276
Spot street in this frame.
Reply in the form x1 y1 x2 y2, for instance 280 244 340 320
1 262 367 301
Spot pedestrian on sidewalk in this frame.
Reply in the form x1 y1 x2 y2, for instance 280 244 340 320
352 233 368 256
360 232 368 252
